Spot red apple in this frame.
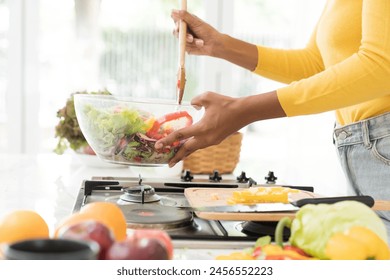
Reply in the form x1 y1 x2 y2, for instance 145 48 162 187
105 235 169 260
57 220 115 260
128 229 173 259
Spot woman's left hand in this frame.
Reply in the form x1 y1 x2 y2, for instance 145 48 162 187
156 90 285 167
155 92 246 167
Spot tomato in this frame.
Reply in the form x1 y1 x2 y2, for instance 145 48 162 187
283 245 310 257
133 156 142 163
146 111 193 140
252 246 263 258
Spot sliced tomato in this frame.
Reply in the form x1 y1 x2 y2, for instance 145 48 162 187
283 245 310 257
158 111 193 126
133 156 142 163
252 246 263 258
146 111 193 140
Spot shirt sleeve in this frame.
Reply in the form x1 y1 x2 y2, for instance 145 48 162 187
257 0 390 117
253 27 325 84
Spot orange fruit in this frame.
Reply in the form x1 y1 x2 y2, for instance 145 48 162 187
0 210 49 244
55 202 127 241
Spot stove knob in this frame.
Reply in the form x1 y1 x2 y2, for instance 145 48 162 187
209 170 222 182
181 170 194 182
248 177 257 187
265 171 277 184
236 171 250 183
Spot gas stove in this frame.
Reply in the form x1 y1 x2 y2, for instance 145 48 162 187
72 170 314 249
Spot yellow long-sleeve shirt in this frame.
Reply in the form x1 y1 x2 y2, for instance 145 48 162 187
253 0 390 125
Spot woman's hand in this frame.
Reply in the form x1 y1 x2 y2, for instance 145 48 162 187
155 92 248 167
155 90 286 167
171 9 223 57
172 10 258 70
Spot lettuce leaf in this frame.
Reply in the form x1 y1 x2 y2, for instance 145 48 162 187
83 104 148 151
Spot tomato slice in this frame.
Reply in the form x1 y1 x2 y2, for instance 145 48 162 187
146 111 193 140
283 245 310 257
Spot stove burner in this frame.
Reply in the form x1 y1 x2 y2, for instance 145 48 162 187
120 184 161 203
119 204 194 230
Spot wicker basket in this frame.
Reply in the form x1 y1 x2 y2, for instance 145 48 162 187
182 132 243 174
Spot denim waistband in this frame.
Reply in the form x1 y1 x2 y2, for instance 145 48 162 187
334 112 390 147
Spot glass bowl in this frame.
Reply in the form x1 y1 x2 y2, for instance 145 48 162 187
74 94 201 166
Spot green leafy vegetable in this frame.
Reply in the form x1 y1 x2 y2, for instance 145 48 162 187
82 105 148 150
288 201 388 259
79 103 185 164
54 90 111 154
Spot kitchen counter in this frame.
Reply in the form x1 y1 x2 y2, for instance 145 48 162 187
0 153 247 260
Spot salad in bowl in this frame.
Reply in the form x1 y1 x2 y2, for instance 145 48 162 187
74 94 200 166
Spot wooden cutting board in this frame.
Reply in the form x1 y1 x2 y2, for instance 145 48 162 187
184 187 318 221
184 188 390 221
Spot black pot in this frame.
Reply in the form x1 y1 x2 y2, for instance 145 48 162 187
3 238 99 260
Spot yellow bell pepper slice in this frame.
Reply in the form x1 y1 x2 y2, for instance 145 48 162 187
325 226 390 260
227 187 299 205
215 252 255 260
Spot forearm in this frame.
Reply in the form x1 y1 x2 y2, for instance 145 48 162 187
213 34 258 71
235 90 286 125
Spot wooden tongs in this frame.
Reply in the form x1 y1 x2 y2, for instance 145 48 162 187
177 0 187 105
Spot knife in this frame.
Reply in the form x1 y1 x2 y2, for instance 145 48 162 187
180 195 375 213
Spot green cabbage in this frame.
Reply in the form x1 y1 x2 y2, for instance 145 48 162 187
289 201 388 259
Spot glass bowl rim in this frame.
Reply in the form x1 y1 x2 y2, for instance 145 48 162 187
73 93 194 108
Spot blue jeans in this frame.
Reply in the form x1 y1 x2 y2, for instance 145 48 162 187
334 112 390 242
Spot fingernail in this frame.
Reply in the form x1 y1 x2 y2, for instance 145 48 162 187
195 39 204 47
172 9 179 14
169 161 176 168
187 34 194 42
155 142 163 150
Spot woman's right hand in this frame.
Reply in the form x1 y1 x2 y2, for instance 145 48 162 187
171 9 223 57
172 9 258 71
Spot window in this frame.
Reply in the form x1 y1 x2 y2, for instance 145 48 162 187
0 0 8 152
